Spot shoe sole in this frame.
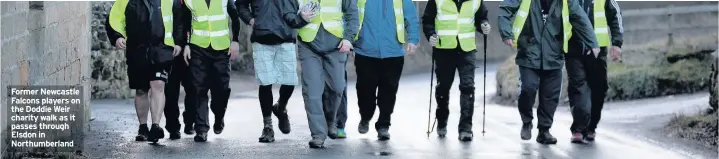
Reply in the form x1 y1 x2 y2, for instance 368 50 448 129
521 135 531 140
259 138 275 143
336 136 346 139
309 145 324 149
378 136 390 141
194 136 207 142
571 139 586 144
536 139 558 144
459 137 473 141
135 135 147 141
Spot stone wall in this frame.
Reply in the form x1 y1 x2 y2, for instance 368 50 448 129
91 2 133 99
1 1 92 156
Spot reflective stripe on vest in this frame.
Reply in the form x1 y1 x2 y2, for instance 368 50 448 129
186 0 231 50
435 0 481 51
594 0 610 47
298 0 344 42
109 0 176 47
512 0 572 53
355 0 405 43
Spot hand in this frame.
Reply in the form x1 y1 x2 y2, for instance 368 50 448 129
337 39 353 53
301 11 315 21
404 43 417 55
229 41 240 61
429 34 438 47
586 48 600 58
249 18 255 26
173 45 182 57
183 45 191 66
610 46 622 62
504 39 514 46
480 22 491 34
115 38 126 49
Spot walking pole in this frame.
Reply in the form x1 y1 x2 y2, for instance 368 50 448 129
482 34 488 136
427 59 436 138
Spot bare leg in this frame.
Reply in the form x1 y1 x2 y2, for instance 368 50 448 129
150 80 166 124
135 89 150 124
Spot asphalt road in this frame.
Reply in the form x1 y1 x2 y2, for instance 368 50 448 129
85 68 713 159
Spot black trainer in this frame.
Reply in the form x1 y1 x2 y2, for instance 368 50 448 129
377 128 390 141
584 131 596 141
358 120 369 134
437 126 447 138
258 127 275 143
213 120 225 134
272 103 291 134
308 138 324 149
184 123 195 135
169 131 181 140
135 124 149 141
148 124 165 143
328 125 338 139
194 132 208 142
458 131 473 141
521 123 532 140
536 130 558 144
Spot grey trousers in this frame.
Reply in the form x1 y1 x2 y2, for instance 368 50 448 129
325 71 348 129
299 43 347 140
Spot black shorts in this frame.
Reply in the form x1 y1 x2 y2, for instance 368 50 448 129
126 45 174 90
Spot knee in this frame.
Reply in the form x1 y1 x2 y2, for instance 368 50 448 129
150 81 165 93
136 89 149 97
519 82 538 95
459 86 475 95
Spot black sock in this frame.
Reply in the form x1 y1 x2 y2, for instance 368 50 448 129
259 85 273 118
277 85 295 110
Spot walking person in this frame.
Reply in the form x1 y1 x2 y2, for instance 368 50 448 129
164 44 196 140
353 0 420 141
422 0 489 141
498 0 600 144
107 0 183 143
237 0 316 143
175 0 242 142
565 0 623 143
295 0 359 148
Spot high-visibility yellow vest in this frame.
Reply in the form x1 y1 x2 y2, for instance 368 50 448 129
593 0 610 47
298 0 345 42
109 0 175 47
185 0 231 50
434 0 481 51
355 0 405 43
512 0 572 53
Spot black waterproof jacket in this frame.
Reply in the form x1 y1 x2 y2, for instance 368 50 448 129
498 0 598 70
567 0 623 57
105 0 184 48
237 0 309 45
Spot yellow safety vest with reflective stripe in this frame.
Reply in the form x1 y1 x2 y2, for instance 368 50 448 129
593 0 610 47
355 0 405 43
512 0 572 53
108 0 175 47
298 0 345 42
186 0 231 50
435 0 482 51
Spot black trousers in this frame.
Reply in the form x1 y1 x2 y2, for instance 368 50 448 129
189 45 231 133
566 48 609 133
518 66 562 131
164 55 196 132
433 48 476 133
354 54 404 129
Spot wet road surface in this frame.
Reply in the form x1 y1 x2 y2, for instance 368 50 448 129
85 68 709 159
